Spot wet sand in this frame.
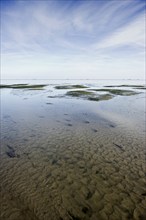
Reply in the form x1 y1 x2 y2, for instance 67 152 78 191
0 83 146 220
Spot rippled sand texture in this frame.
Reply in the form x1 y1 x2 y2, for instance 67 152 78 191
1 112 146 220
0 83 146 220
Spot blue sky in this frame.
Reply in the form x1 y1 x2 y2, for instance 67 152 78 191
1 0 146 79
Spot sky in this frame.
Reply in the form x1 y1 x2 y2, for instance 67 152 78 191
1 0 146 79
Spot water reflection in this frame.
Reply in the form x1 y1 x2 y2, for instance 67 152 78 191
0 80 145 220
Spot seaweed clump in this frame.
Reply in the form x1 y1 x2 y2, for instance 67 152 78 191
55 85 88 89
66 90 113 102
133 87 146 90
66 90 93 97
105 85 145 88
88 94 113 101
91 89 139 96
0 84 47 90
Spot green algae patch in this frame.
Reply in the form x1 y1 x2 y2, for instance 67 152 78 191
88 94 113 101
133 87 146 90
91 89 139 96
72 85 88 89
55 85 88 89
66 90 93 97
0 84 27 88
105 85 145 88
55 85 72 89
0 84 47 90
66 90 113 102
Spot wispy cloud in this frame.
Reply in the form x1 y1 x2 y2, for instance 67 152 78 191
1 0 145 79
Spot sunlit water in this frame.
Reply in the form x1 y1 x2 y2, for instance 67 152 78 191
0 79 146 220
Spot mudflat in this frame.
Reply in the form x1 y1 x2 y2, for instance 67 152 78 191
0 82 145 220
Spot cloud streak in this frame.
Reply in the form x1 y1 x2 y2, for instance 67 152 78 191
1 0 146 79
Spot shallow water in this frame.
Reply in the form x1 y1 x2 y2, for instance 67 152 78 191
0 80 146 220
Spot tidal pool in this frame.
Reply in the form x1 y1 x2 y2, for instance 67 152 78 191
0 80 145 220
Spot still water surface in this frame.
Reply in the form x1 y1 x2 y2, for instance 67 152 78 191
0 80 145 220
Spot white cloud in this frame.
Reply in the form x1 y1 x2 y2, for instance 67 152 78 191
93 13 145 50
1 0 145 79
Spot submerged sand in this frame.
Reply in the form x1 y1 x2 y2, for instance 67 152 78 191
0 83 146 220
